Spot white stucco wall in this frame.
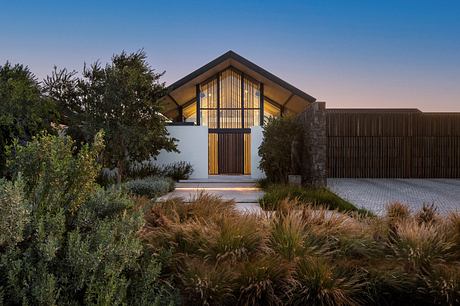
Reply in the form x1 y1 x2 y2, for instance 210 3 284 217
251 126 266 179
152 125 208 179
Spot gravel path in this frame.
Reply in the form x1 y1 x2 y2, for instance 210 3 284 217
327 179 460 215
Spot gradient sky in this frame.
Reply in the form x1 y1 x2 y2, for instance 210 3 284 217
1 0 459 111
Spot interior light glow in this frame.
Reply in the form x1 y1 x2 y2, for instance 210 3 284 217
175 187 260 191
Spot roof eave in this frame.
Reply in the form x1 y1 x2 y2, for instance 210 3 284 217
167 50 316 103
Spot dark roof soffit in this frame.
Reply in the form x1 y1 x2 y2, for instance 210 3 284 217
327 108 422 113
167 50 316 103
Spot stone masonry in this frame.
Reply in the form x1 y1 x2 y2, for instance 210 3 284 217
297 102 327 187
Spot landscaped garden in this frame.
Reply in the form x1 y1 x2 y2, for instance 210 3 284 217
1 52 460 305
143 194 460 306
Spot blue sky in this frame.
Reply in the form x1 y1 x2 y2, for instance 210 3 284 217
1 0 459 111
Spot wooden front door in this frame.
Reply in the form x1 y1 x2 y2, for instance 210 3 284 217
218 132 244 174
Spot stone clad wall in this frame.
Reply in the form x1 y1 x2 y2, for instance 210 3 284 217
297 102 327 187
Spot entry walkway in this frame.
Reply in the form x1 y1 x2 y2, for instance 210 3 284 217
328 178 460 215
157 175 264 213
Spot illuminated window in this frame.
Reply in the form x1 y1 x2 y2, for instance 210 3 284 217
183 101 196 123
263 100 281 120
198 68 262 129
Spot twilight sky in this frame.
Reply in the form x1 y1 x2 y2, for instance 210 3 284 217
1 0 459 111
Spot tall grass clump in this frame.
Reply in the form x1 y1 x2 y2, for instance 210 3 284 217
140 192 460 305
290 257 364 306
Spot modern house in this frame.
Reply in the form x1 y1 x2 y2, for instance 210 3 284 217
155 51 460 181
156 50 316 179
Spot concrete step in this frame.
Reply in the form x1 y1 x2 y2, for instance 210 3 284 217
157 189 264 204
175 182 258 188
179 175 257 184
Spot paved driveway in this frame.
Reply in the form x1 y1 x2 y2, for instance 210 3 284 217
327 179 460 215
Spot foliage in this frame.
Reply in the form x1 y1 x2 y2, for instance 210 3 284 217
259 183 371 215
258 116 303 183
0 62 57 175
128 160 193 181
141 194 460 305
43 50 177 181
0 133 173 305
124 176 175 198
290 257 364 306
0 176 29 247
162 161 194 181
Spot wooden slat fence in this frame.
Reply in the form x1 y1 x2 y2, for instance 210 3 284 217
327 110 460 178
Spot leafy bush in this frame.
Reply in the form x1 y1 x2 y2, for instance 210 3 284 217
258 116 302 183
128 160 193 181
162 161 194 181
124 176 175 198
0 132 174 305
128 160 163 179
0 177 29 247
260 183 370 215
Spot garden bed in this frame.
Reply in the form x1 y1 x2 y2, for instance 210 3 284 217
141 194 460 305
259 183 372 216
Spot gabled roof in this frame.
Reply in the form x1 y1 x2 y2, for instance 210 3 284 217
168 51 316 102
161 50 316 118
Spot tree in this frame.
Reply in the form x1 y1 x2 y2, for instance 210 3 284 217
0 62 57 176
43 50 177 182
258 116 303 183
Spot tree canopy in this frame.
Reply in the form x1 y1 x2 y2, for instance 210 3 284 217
43 50 177 181
0 62 57 175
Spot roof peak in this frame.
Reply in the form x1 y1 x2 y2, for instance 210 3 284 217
167 51 316 103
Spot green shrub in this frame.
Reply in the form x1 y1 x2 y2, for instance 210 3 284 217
258 116 302 183
124 176 175 198
260 184 369 215
162 161 194 181
128 160 193 181
0 176 29 247
128 160 163 179
0 132 173 305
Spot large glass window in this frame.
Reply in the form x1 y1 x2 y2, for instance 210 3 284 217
199 68 262 129
199 79 218 128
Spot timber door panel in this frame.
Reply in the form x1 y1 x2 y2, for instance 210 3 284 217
218 133 244 174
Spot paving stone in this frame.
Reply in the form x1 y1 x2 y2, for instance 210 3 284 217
327 179 460 215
